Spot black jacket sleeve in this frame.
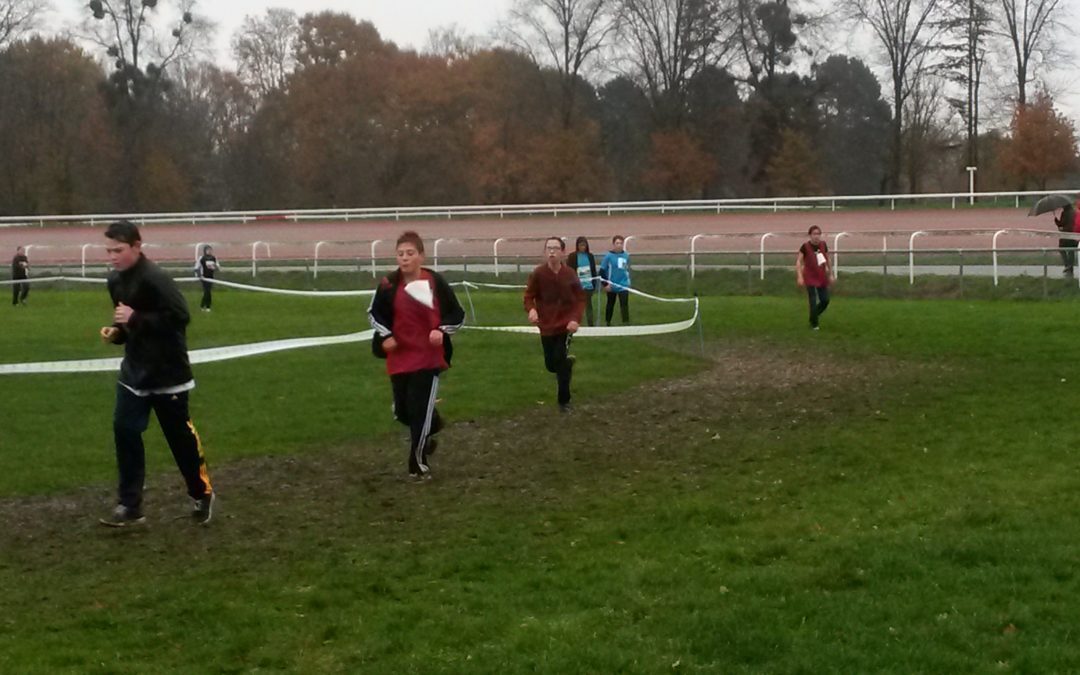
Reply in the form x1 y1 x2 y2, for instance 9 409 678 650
368 276 396 359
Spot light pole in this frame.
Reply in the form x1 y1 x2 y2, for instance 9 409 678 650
966 166 977 205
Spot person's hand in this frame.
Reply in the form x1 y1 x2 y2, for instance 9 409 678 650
796 276 805 288
100 326 120 343
429 329 444 346
567 321 580 334
528 308 539 325
113 303 134 325
382 336 398 353
605 284 613 294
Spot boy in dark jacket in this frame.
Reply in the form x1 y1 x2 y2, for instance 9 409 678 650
368 231 465 480
11 246 29 306
525 236 585 413
99 221 215 527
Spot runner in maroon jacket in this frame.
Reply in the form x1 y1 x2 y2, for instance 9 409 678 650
796 225 831 330
524 237 586 413
368 231 465 480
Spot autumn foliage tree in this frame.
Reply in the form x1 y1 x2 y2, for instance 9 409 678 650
998 93 1078 189
764 127 824 196
642 130 716 199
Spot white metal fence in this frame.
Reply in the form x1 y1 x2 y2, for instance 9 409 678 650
0 188 1077 228
23 227 1080 287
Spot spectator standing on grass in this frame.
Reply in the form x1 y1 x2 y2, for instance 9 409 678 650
525 236 585 413
599 235 631 326
195 245 219 311
99 220 215 527
796 225 831 331
11 246 29 306
1055 202 1077 277
369 231 465 481
567 236 598 326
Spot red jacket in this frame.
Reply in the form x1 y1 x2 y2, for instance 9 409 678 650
523 263 586 336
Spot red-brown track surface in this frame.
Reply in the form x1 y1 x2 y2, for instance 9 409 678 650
0 208 1060 266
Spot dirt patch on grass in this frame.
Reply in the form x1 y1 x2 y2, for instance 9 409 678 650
0 340 942 555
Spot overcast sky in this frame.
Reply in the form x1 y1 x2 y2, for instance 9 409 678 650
51 0 515 57
46 0 1080 125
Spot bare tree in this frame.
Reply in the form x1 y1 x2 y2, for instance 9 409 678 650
938 0 992 168
0 0 44 49
617 0 735 127
733 0 810 92
231 8 299 97
425 24 482 62
997 0 1062 107
503 0 618 127
845 0 944 192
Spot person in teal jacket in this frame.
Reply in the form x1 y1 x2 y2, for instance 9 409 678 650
599 235 631 325
567 236 598 326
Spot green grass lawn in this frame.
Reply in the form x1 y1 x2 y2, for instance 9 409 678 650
1 278 1078 672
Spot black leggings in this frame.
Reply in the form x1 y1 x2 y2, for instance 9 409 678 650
605 290 629 325
390 369 443 474
113 385 212 509
807 286 830 327
540 333 573 405
11 281 28 305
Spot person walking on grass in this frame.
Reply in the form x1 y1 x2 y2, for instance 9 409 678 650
600 235 631 325
11 246 29 306
195 245 219 311
99 220 215 527
369 231 465 481
525 236 585 413
796 225 832 330
568 236 598 326
1054 202 1077 277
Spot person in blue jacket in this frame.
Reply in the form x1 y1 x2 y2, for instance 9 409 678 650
599 235 631 325
567 236 598 326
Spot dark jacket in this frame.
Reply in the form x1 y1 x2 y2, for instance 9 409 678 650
11 254 28 280
566 250 598 288
107 255 193 390
1056 204 1077 233
368 268 465 363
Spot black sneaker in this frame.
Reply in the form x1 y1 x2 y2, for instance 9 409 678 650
192 492 215 525
99 504 146 528
559 402 573 414
409 472 433 483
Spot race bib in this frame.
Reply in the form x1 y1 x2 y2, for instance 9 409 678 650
577 265 590 280
815 251 827 266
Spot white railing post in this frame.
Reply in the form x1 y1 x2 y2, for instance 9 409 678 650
690 234 705 279
992 229 1008 286
908 231 926 285
434 238 445 271
252 241 269 277
493 238 506 277
370 240 382 278
624 235 635 251
760 233 775 280
81 243 95 277
194 242 206 265
831 232 849 279
313 241 327 279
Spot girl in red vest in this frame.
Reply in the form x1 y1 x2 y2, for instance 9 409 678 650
796 226 831 330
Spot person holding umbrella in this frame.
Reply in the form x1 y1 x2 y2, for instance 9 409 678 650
1029 194 1078 277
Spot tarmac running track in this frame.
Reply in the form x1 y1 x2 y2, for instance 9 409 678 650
0 208 1066 267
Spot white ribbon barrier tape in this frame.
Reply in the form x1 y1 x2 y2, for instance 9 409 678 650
0 276 107 286
465 299 699 338
460 279 697 305
0 330 375 375
197 278 374 297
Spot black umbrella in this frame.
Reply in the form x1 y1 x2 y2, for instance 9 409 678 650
1028 194 1073 216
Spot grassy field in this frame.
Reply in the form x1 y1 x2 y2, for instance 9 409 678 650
1 277 1079 672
